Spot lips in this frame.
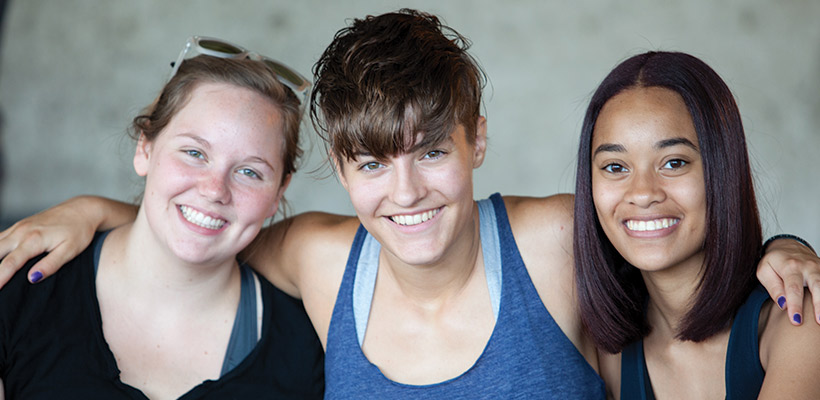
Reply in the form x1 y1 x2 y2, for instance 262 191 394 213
179 205 227 230
390 208 440 226
625 218 679 232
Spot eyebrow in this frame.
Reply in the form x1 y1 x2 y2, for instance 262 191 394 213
246 156 277 172
592 143 625 156
349 151 373 160
656 137 698 151
182 133 211 148
593 137 698 157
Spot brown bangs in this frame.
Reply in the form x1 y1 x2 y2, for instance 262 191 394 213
329 100 457 161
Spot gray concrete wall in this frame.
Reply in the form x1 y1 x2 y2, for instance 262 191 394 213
1 0 818 246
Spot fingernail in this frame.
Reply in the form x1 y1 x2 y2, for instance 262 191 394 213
30 271 43 283
777 296 786 309
793 313 802 324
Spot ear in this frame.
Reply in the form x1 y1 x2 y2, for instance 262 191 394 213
133 133 152 177
267 173 293 219
472 116 488 169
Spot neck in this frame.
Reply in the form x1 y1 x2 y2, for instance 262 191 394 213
101 216 240 310
641 258 704 335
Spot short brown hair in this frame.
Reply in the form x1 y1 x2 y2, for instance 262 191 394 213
310 9 485 162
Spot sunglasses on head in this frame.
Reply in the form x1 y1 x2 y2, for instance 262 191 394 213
170 36 311 106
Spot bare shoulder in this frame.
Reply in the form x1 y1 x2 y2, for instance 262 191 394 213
758 289 820 397
279 212 359 347
504 194 574 232
502 195 593 363
502 194 574 280
286 211 359 269
244 212 358 297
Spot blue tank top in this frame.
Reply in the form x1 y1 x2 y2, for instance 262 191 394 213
620 285 769 400
324 193 605 399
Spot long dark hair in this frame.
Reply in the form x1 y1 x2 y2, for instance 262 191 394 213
574 51 762 353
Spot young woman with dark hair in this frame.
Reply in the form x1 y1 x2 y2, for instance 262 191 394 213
574 51 820 398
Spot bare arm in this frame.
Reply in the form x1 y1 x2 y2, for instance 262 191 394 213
758 288 820 398
241 211 357 297
0 196 137 288
241 211 358 345
1 377 5 400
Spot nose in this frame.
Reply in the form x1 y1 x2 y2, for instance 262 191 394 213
389 159 426 207
199 169 232 204
625 169 665 208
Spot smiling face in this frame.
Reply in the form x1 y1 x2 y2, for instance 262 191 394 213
591 87 707 274
337 119 487 268
133 82 289 266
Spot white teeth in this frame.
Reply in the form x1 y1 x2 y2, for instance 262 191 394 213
626 218 679 232
391 208 439 226
179 205 227 230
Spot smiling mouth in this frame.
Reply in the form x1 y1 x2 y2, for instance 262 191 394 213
390 208 440 226
179 205 227 230
625 218 679 232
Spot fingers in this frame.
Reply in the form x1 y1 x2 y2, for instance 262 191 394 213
0 261 17 290
807 272 820 325
27 245 76 283
0 230 54 288
783 275 805 326
757 260 787 311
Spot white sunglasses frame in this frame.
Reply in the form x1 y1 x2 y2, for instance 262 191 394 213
169 36 311 108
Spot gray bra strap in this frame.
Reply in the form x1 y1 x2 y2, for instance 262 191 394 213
477 197 502 320
353 234 381 347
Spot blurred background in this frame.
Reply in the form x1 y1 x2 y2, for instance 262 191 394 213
0 0 817 245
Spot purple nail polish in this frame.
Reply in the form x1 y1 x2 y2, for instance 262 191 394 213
30 271 43 283
777 296 786 309
793 314 802 324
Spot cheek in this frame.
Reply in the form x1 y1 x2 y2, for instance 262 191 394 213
144 158 195 198
591 176 618 217
234 185 281 222
343 175 382 211
591 177 624 237
677 179 708 234
435 161 473 198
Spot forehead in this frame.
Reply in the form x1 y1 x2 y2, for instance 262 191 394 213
593 87 697 148
164 83 286 159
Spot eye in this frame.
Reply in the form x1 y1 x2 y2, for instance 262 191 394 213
602 163 627 174
423 150 446 160
662 159 687 170
237 168 261 179
359 161 384 171
185 149 204 159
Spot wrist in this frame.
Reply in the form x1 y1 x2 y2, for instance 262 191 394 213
763 234 817 256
